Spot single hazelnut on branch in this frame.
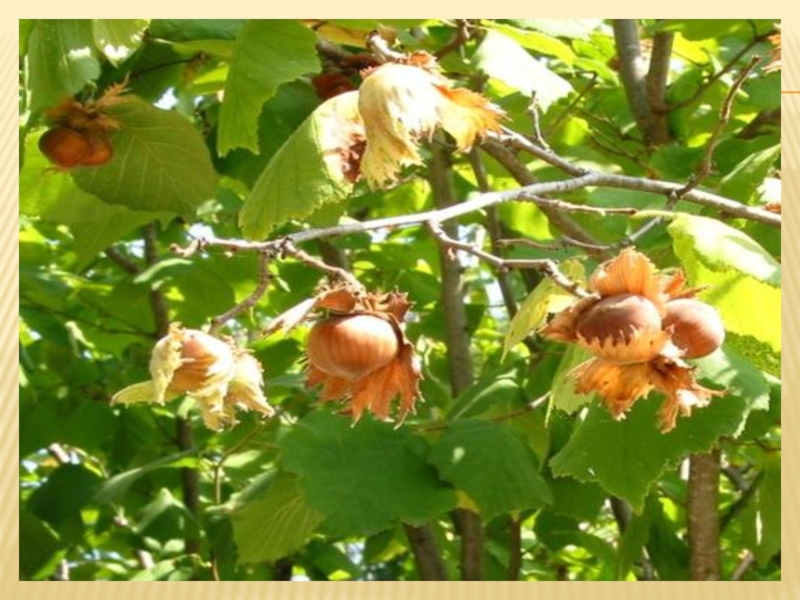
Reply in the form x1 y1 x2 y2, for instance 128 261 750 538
307 314 400 381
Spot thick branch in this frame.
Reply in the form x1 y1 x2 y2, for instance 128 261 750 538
613 20 654 142
144 223 201 557
428 139 483 581
645 30 674 144
403 524 449 580
687 450 721 580
427 222 590 297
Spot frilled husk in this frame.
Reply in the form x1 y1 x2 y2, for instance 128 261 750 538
304 289 422 423
112 324 272 431
358 60 504 188
576 326 675 365
570 355 723 432
542 248 726 431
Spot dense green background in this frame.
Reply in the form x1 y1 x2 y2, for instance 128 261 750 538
19 19 780 581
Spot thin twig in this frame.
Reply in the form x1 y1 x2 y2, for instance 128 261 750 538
670 34 771 111
170 170 778 267
467 148 520 318
675 55 762 198
731 551 756 580
209 250 271 333
435 19 473 59
427 222 591 298
544 72 598 138
104 247 140 274
492 129 586 177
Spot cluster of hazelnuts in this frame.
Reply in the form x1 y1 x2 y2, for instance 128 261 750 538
575 293 725 362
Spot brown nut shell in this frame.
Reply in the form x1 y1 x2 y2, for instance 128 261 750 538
663 298 725 358
576 293 662 344
39 127 93 168
307 314 399 381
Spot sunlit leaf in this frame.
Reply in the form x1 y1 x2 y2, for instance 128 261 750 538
92 19 149 66
217 20 320 155
228 471 324 563
550 347 769 512
280 411 456 537
503 259 585 358
239 92 361 239
483 22 576 65
668 214 781 356
475 30 573 110
72 96 218 217
429 419 552 519
20 131 170 268
28 20 101 112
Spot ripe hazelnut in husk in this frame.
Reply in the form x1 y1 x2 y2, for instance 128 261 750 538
540 248 726 432
39 126 114 169
575 293 662 344
663 298 725 358
307 314 400 381
573 293 669 365
112 323 273 431
39 127 94 168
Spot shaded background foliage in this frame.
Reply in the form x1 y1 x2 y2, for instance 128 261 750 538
19 19 780 581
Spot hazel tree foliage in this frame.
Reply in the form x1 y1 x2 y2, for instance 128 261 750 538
19 19 780 581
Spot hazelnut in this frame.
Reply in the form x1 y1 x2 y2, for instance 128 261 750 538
663 298 725 358
576 293 662 344
307 314 399 381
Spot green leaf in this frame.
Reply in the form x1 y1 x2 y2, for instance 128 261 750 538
280 412 456 537
72 96 218 217
217 20 320 155
645 499 689 580
503 259 584 358
549 347 769 512
719 145 781 203
483 22 576 65
228 470 325 564
616 495 657 580
239 92 360 238
742 454 781 566
546 475 606 522
549 344 594 414
668 214 781 355
92 19 149 66
446 374 521 421
504 19 603 39
19 510 64 580
20 131 169 268
28 464 103 528
94 449 198 503
27 20 101 112
429 419 551 519
475 30 572 110
149 19 247 42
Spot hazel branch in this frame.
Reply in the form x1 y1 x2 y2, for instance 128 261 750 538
427 221 591 298
209 250 272 333
674 55 761 198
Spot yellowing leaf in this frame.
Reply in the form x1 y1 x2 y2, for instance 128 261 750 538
475 30 573 110
503 259 586 358
668 214 781 355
